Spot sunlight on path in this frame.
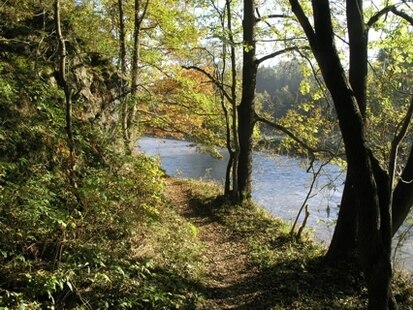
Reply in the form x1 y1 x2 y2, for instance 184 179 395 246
165 179 263 309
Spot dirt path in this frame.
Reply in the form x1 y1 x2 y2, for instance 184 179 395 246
165 178 264 309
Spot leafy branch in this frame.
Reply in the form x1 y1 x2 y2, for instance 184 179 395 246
182 65 235 105
255 113 336 158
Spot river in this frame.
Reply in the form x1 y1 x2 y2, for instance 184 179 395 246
138 136 412 273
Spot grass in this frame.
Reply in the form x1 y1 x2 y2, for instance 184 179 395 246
183 179 413 309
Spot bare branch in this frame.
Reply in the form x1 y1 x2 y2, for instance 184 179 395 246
391 7 413 26
265 14 290 19
366 5 395 30
162 100 222 117
255 7 290 27
389 95 413 184
256 46 308 65
137 108 192 136
257 37 307 43
366 5 413 30
291 158 332 238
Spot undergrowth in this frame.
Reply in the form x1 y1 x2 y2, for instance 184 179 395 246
0 55 204 309
185 179 413 309
0 50 411 308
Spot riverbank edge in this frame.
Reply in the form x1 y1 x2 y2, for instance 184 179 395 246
169 177 413 309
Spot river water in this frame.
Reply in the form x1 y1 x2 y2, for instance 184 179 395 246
138 136 412 272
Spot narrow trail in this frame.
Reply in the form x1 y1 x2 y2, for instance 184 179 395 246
164 178 401 310
165 178 264 309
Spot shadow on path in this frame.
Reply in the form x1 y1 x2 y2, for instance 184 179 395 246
166 178 369 309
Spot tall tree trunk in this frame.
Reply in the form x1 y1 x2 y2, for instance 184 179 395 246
123 0 149 153
227 0 239 200
217 28 232 195
289 0 393 308
347 0 367 116
220 64 235 197
118 0 130 152
237 0 257 201
315 2 391 307
54 0 75 177
131 0 143 98
218 0 232 196
327 0 368 262
118 0 126 74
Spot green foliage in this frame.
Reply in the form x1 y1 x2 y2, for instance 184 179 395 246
0 104 203 308
366 13 413 166
145 66 227 148
69 1 118 59
256 62 305 118
256 60 342 161
0 9 204 308
0 85 203 309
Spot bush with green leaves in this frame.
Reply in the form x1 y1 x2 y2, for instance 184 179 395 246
0 50 204 309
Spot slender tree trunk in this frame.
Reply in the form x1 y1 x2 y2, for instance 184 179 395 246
237 0 257 201
54 0 75 176
220 71 234 196
118 0 126 74
381 96 413 309
131 0 142 98
117 0 130 153
225 152 233 194
218 1 232 196
124 0 143 152
123 0 149 153
227 0 239 200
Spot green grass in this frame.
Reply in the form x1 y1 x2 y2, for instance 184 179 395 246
184 179 413 309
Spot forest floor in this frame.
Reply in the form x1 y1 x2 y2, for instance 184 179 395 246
164 177 413 310
165 178 268 309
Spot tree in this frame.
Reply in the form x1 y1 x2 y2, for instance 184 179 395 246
237 0 303 201
183 0 311 202
117 0 129 151
327 2 413 261
236 0 256 200
326 0 368 261
180 0 242 198
118 0 149 153
210 0 240 198
327 3 413 260
147 66 224 144
54 0 76 188
289 0 413 308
